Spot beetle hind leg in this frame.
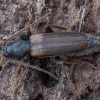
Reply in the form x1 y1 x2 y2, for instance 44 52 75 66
66 60 97 69
7 58 58 93
48 20 79 31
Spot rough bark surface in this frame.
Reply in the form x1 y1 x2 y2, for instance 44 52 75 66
0 0 100 100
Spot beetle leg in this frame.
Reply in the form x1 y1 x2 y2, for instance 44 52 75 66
11 58 58 93
66 60 97 70
13 67 29 94
49 19 79 31
8 58 58 80
76 60 97 69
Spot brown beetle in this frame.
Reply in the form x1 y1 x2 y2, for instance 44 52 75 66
3 32 100 58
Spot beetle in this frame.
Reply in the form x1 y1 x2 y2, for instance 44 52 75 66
3 29 100 58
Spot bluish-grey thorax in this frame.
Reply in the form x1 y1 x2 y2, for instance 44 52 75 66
3 40 32 57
